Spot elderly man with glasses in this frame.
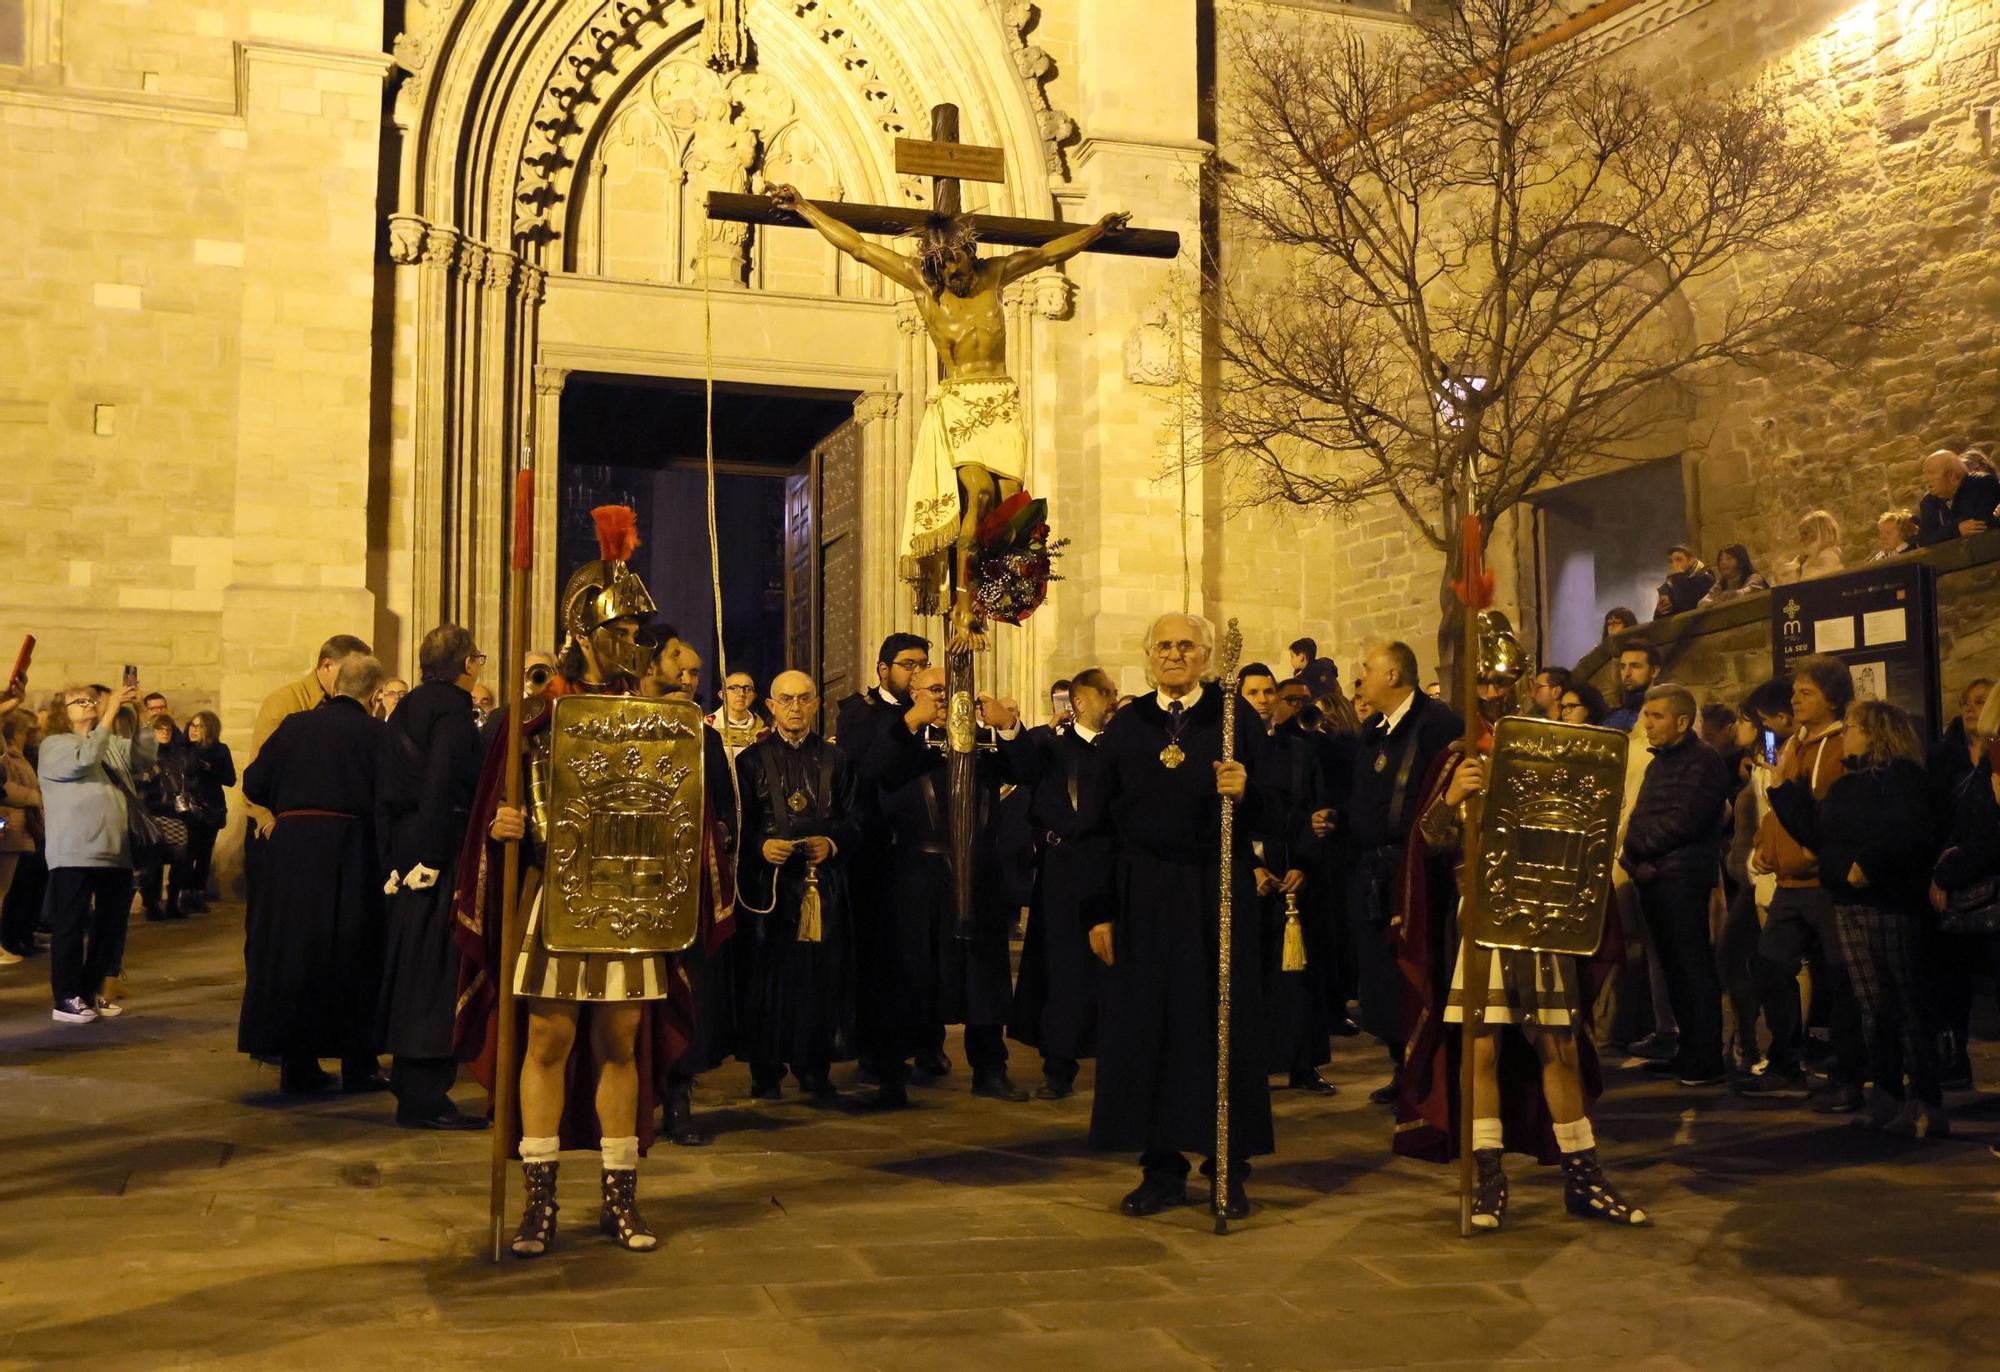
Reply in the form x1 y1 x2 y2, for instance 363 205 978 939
1086 613 1283 1222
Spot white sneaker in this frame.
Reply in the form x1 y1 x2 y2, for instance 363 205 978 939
53 996 98 1024
0 947 22 966
93 996 124 1018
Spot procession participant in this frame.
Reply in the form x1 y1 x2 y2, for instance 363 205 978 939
374 624 488 1130
659 704 741 1148
859 664 1031 1106
833 634 942 1078
1348 642 1462 1103
454 507 733 1257
1393 614 1645 1231
239 654 390 1095
1008 667 1117 1099
1253 668 1333 1093
708 670 767 761
733 671 860 1100
1088 613 1280 1220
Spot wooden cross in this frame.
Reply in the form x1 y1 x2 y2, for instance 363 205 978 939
707 103 1179 259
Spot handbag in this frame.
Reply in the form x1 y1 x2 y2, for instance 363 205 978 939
1939 878 2000 936
106 754 166 865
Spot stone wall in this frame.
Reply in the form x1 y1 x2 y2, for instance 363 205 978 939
0 3 388 871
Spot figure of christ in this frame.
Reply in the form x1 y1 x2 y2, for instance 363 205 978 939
767 184 1128 653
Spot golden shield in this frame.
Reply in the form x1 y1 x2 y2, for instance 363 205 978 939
1466 716 1629 956
543 694 704 955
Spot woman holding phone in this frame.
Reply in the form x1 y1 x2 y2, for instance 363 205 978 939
37 678 156 1022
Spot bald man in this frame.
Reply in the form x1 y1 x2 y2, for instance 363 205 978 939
1918 449 2000 545
733 671 860 1100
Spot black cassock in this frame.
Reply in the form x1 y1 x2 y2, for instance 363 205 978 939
239 696 385 1064
859 717 1026 1058
673 724 740 1078
1256 718 1328 1076
374 681 482 1064
733 731 861 1079
1007 727 1110 1070
1088 688 1278 1161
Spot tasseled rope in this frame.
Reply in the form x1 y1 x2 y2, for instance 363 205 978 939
1281 891 1307 972
797 864 823 944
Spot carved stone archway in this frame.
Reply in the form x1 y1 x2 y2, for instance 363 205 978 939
382 0 1075 674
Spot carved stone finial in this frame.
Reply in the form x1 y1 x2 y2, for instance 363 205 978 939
388 214 427 265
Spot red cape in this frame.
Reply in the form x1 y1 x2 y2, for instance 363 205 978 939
1390 745 1623 1165
450 686 736 1155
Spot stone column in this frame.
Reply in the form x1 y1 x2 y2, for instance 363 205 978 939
851 388 903 678
530 363 569 647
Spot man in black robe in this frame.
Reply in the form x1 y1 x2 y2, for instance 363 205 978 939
1088 613 1281 1220
860 663 1030 1106
734 670 861 1100
833 633 942 1079
240 654 389 1095
374 624 487 1130
1008 667 1117 1100
1346 640 1463 1104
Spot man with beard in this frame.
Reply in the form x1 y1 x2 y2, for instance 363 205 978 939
374 624 488 1130
1008 667 1117 1100
1088 613 1280 1220
860 663 1030 1106
457 508 734 1257
1394 613 1646 1232
239 654 389 1095
835 633 943 1078
1602 646 1660 733
734 670 859 1101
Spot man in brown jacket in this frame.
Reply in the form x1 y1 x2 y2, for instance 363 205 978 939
1735 654 1864 1109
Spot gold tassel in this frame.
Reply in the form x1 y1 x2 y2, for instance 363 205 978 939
797 865 823 944
1281 892 1307 972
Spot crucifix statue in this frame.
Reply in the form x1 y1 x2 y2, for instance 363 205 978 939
707 104 1177 932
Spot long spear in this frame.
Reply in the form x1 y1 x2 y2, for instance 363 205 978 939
1451 470 1495 1239
1214 617 1243 1236
489 442 534 1262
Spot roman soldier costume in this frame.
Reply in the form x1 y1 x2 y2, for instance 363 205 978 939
452 507 734 1257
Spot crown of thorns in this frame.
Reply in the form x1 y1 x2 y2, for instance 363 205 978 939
905 212 979 271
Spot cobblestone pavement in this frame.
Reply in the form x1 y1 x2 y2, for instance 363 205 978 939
4 906 1999 1371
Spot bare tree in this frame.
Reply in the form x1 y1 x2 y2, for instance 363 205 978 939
1209 0 1900 681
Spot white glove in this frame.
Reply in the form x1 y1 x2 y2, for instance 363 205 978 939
405 863 440 891
382 870 402 896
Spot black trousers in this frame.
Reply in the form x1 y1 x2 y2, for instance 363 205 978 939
47 866 132 1005
1833 904 1941 1107
1759 885 1865 1084
1 848 46 953
1717 881 1765 1064
1345 848 1406 1059
390 1056 459 1120
1636 872 1725 1076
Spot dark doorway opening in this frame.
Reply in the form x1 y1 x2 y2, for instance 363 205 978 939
1533 458 1690 670
557 374 856 709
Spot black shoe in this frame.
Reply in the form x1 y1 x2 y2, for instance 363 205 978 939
1811 1083 1865 1115
1118 1174 1188 1216
795 1073 838 1102
398 1110 489 1131
864 1082 910 1110
914 1050 952 1078
1034 1077 1073 1101
666 1087 712 1145
1677 1068 1728 1088
1288 1069 1336 1095
1627 1032 1679 1062
748 1079 782 1101
1562 1148 1649 1226
142 901 168 923
279 1066 336 1095
1210 1172 1250 1220
971 1071 1029 1103
341 1071 392 1095
1469 1148 1508 1233
1368 1073 1401 1106
1731 1066 1811 1098
1331 1017 1362 1038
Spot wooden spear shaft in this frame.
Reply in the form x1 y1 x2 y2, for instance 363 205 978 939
1454 479 1492 1239
488 445 534 1262
1214 618 1243 1236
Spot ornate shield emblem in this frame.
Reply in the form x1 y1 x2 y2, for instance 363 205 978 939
1466 717 1629 956
543 695 704 955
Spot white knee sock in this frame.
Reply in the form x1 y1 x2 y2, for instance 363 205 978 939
1471 1117 1505 1153
601 1134 640 1171
519 1134 560 1164
1553 1118 1595 1154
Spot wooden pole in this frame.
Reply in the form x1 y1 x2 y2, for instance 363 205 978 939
488 444 534 1262
704 192 1181 259
1214 618 1243 1236
1453 477 1491 1239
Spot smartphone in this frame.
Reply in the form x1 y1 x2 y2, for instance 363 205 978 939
123 664 139 690
1760 729 1779 767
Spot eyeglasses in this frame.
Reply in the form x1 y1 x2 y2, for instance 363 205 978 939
891 657 930 671
1559 700 1588 715
1151 640 1203 658
65 698 96 709
467 653 488 665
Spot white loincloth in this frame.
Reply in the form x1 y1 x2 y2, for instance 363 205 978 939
898 376 1028 611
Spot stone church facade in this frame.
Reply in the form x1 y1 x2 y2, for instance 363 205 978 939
4 0 1997 753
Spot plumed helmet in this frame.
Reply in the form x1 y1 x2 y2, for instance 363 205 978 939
559 506 657 682
1476 609 1531 682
